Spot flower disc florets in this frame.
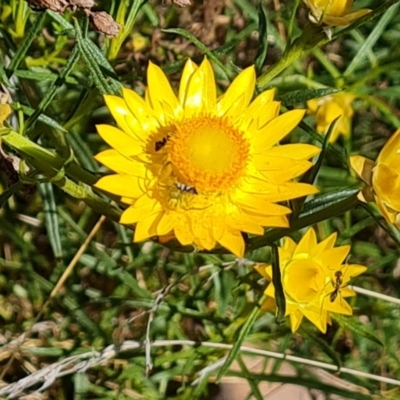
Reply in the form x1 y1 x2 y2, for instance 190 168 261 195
95 58 321 256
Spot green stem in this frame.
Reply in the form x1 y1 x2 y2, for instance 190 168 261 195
1 130 121 221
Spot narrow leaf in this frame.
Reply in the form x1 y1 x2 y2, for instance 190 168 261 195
333 314 384 346
39 182 63 258
278 87 340 107
254 3 268 73
216 298 263 381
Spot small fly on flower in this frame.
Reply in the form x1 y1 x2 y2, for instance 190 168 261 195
330 270 344 302
155 135 170 151
176 182 198 195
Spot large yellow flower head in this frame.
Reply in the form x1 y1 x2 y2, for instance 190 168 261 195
303 0 370 26
351 129 400 227
307 92 355 143
256 228 367 333
95 58 320 257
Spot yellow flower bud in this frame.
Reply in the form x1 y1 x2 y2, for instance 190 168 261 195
351 129 400 227
303 0 370 26
307 92 355 143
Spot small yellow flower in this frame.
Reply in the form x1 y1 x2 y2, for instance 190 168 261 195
256 228 367 333
351 128 400 227
303 0 370 26
0 92 11 126
95 58 320 257
307 92 355 143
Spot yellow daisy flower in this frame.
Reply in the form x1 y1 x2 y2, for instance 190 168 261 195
94 58 320 257
256 228 367 333
351 128 400 227
307 92 355 143
303 0 370 26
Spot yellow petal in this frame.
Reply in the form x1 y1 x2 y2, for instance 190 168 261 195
122 87 159 131
349 155 374 185
323 296 352 315
96 124 144 156
0 103 11 125
295 228 317 256
216 66 256 117
263 144 321 160
313 232 337 255
104 95 145 141
95 149 147 177
302 307 328 333
377 128 400 164
256 159 315 182
218 229 245 257
342 264 368 281
253 109 306 150
241 90 277 130
242 180 318 202
319 246 350 270
134 213 159 242
234 193 291 215
255 264 270 280
95 175 144 198
174 220 195 246
289 310 304 333
147 61 180 115
179 59 198 105
324 9 371 26
120 198 161 224
199 58 217 111
156 212 175 236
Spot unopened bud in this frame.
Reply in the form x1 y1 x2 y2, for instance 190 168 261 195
89 11 120 38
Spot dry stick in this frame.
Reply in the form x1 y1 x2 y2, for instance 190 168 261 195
0 215 106 380
48 215 106 299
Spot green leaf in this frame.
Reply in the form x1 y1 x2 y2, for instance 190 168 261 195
39 182 63 258
6 12 47 77
246 188 359 251
17 104 68 133
26 46 80 128
0 182 22 209
269 243 285 321
216 298 263 381
278 87 341 107
344 2 400 77
13 69 79 84
83 38 122 95
300 326 342 368
332 314 384 346
254 3 268 73
74 20 114 95
162 28 231 79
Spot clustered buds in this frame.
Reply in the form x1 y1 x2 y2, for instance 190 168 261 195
26 0 120 38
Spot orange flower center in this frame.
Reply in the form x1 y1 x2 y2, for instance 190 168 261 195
168 116 249 192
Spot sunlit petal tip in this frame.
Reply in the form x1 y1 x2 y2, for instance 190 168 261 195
104 95 129 115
